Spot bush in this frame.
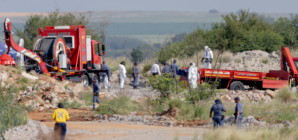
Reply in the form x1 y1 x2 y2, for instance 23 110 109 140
143 63 152 74
277 88 296 103
61 98 82 108
262 58 269 64
0 83 27 138
98 95 139 115
147 73 177 102
184 83 212 104
234 58 241 63
21 77 29 84
78 91 93 106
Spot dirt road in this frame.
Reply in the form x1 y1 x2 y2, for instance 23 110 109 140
43 122 207 140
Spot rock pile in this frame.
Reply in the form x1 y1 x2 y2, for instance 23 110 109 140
17 81 88 111
93 113 176 127
216 89 276 103
4 120 90 140
221 50 280 72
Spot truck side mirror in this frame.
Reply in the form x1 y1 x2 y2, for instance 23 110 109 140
102 44 105 52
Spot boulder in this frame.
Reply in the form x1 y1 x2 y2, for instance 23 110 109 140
38 106 44 111
52 85 65 94
26 86 32 92
51 97 59 106
0 72 8 81
22 72 38 80
223 95 231 101
283 120 294 128
265 90 276 99
253 93 261 102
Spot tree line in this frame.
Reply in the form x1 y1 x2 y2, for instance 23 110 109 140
158 10 298 62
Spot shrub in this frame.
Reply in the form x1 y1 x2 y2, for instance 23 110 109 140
277 88 296 103
147 73 177 102
20 85 27 91
21 77 29 84
61 98 82 108
98 95 138 115
17 69 22 74
262 58 269 64
184 83 212 104
78 91 93 106
143 63 152 74
0 83 27 138
234 58 241 63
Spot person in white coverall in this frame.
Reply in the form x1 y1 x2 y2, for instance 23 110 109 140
119 61 126 89
188 63 198 89
201 46 213 69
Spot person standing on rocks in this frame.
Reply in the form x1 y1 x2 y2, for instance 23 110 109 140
210 99 226 129
132 62 139 89
101 61 108 89
150 61 161 76
52 103 70 140
119 61 127 89
234 97 243 129
201 46 213 69
92 78 101 110
170 60 179 78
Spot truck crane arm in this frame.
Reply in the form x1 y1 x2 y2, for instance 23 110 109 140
281 46 298 75
3 18 49 74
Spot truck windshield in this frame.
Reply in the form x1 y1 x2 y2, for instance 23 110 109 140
94 44 99 55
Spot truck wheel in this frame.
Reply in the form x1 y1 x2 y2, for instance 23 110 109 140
82 75 89 87
229 81 244 91
93 74 99 82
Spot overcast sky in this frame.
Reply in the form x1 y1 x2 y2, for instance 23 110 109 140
0 0 297 13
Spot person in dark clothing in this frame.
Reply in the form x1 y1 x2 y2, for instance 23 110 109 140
101 61 108 89
132 62 139 89
162 63 172 74
210 99 226 129
170 60 179 78
234 97 243 129
92 78 101 110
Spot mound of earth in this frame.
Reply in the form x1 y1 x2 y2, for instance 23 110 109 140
221 50 280 72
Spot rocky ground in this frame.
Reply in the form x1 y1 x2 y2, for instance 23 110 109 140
215 89 276 103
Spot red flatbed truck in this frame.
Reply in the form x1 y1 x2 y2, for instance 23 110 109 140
3 18 107 87
180 46 298 90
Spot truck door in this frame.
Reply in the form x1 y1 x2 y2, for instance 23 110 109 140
91 40 102 70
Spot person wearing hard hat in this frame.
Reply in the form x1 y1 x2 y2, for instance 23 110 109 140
52 103 70 140
201 46 213 69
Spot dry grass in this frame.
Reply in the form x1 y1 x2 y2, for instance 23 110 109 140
203 126 298 140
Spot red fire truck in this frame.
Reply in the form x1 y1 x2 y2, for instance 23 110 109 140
3 18 107 86
180 46 298 90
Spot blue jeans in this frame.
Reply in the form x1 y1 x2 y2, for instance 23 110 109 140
93 95 101 109
235 115 243 129
102 75 106 83
133 76 138 87
54 123 67 140
213 116 224 129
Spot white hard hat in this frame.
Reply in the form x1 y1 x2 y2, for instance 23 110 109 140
205 46 209 50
